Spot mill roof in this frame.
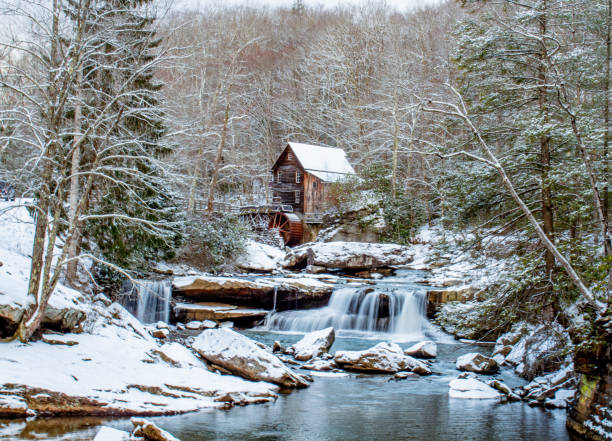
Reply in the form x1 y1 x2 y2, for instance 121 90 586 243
274 142 356 183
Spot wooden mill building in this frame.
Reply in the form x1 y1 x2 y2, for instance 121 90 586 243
269 143 356 242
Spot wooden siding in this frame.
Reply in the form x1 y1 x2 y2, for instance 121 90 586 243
270 147 305 213
303 172 327 214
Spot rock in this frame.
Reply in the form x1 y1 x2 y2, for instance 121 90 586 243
41 333 79 346
131 418 180 441
202 320 217 329
153 342 203 368
282 241 413 270
404 341 437 359
185 321 202 330
151 329 169 339
0 300 86 338
272 341 283 353
306 265 327 274
94 294 113 307
156 321 169 330
173 275 333 311
456 353 499 374
488 379 513 396
176 323 186 331
93 426 130 441
302 358 337 371
219 321 233 328
393 371 419 380
334 342 431 375
192 328 309 388
449 378 501 400
235 240 285 273
174 302 267 326
290 327 335 361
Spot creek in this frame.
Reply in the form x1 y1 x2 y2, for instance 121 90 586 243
0 270 580 440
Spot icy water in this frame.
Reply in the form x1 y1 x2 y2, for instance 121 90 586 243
0 270 580 441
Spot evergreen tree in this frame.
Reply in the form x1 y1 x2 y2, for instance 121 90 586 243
79 0 182 269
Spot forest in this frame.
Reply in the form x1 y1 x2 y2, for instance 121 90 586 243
0 0 610 440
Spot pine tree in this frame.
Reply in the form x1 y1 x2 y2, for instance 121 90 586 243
79 0 181 269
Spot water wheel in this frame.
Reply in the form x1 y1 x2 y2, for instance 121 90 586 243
269 212 303 246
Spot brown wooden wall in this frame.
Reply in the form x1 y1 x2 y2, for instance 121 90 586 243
270 148 305 213
303 173 327 214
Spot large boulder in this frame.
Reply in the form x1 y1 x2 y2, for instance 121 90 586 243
334 342 431 375
283 242 413 270
192 328 310 388
404 341 437 359
290 327 335 361
235 241 285 273
449 377 501 399
456 353 499 374
173 276 333 311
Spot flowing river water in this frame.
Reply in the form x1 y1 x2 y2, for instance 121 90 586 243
0 270 581 440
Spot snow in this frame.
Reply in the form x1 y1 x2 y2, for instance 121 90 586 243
449 378 501 400
236 240 285 272
93 427 130 441
290 327 335 361
0 201 279 416
0 301 278 416
287 142 356 182
0 199 86 319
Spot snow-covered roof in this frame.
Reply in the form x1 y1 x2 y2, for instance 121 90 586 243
287 142 355 182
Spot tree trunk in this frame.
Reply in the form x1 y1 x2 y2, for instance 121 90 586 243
207 102 230 212
538 0 555 277
66 69 83 285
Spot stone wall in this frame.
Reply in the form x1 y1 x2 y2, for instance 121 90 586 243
567 315 612 441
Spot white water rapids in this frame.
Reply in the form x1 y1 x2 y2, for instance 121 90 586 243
266 272 431 339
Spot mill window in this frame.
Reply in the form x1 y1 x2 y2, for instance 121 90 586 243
294 190 300 203
296 171 301 183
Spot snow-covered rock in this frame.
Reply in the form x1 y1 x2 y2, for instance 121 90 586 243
403 340 437 359
174 302 267 324
185 321 203 330
334 342 431 375
132 417 180 441
192 328 309 388
173 275 333 310
151 328 169 339
456 352 499 374
302 358 337 371
282 241 413 270
93 426 130 441
153 342 203 368
449 378 501 400
236 240 285 273
290 327 335 361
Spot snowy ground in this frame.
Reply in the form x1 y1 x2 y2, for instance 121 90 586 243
0 200 278 417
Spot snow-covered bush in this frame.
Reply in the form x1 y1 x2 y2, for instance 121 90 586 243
177 213 251 270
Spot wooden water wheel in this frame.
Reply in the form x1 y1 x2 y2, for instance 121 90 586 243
269 212 303 246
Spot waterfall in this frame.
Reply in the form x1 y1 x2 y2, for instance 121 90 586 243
263 286 278 328
266 285 428 337
134 281 171 324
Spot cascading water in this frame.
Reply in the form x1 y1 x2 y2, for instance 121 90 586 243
266 277 430 338
263 286 278 328
133 280 171 324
